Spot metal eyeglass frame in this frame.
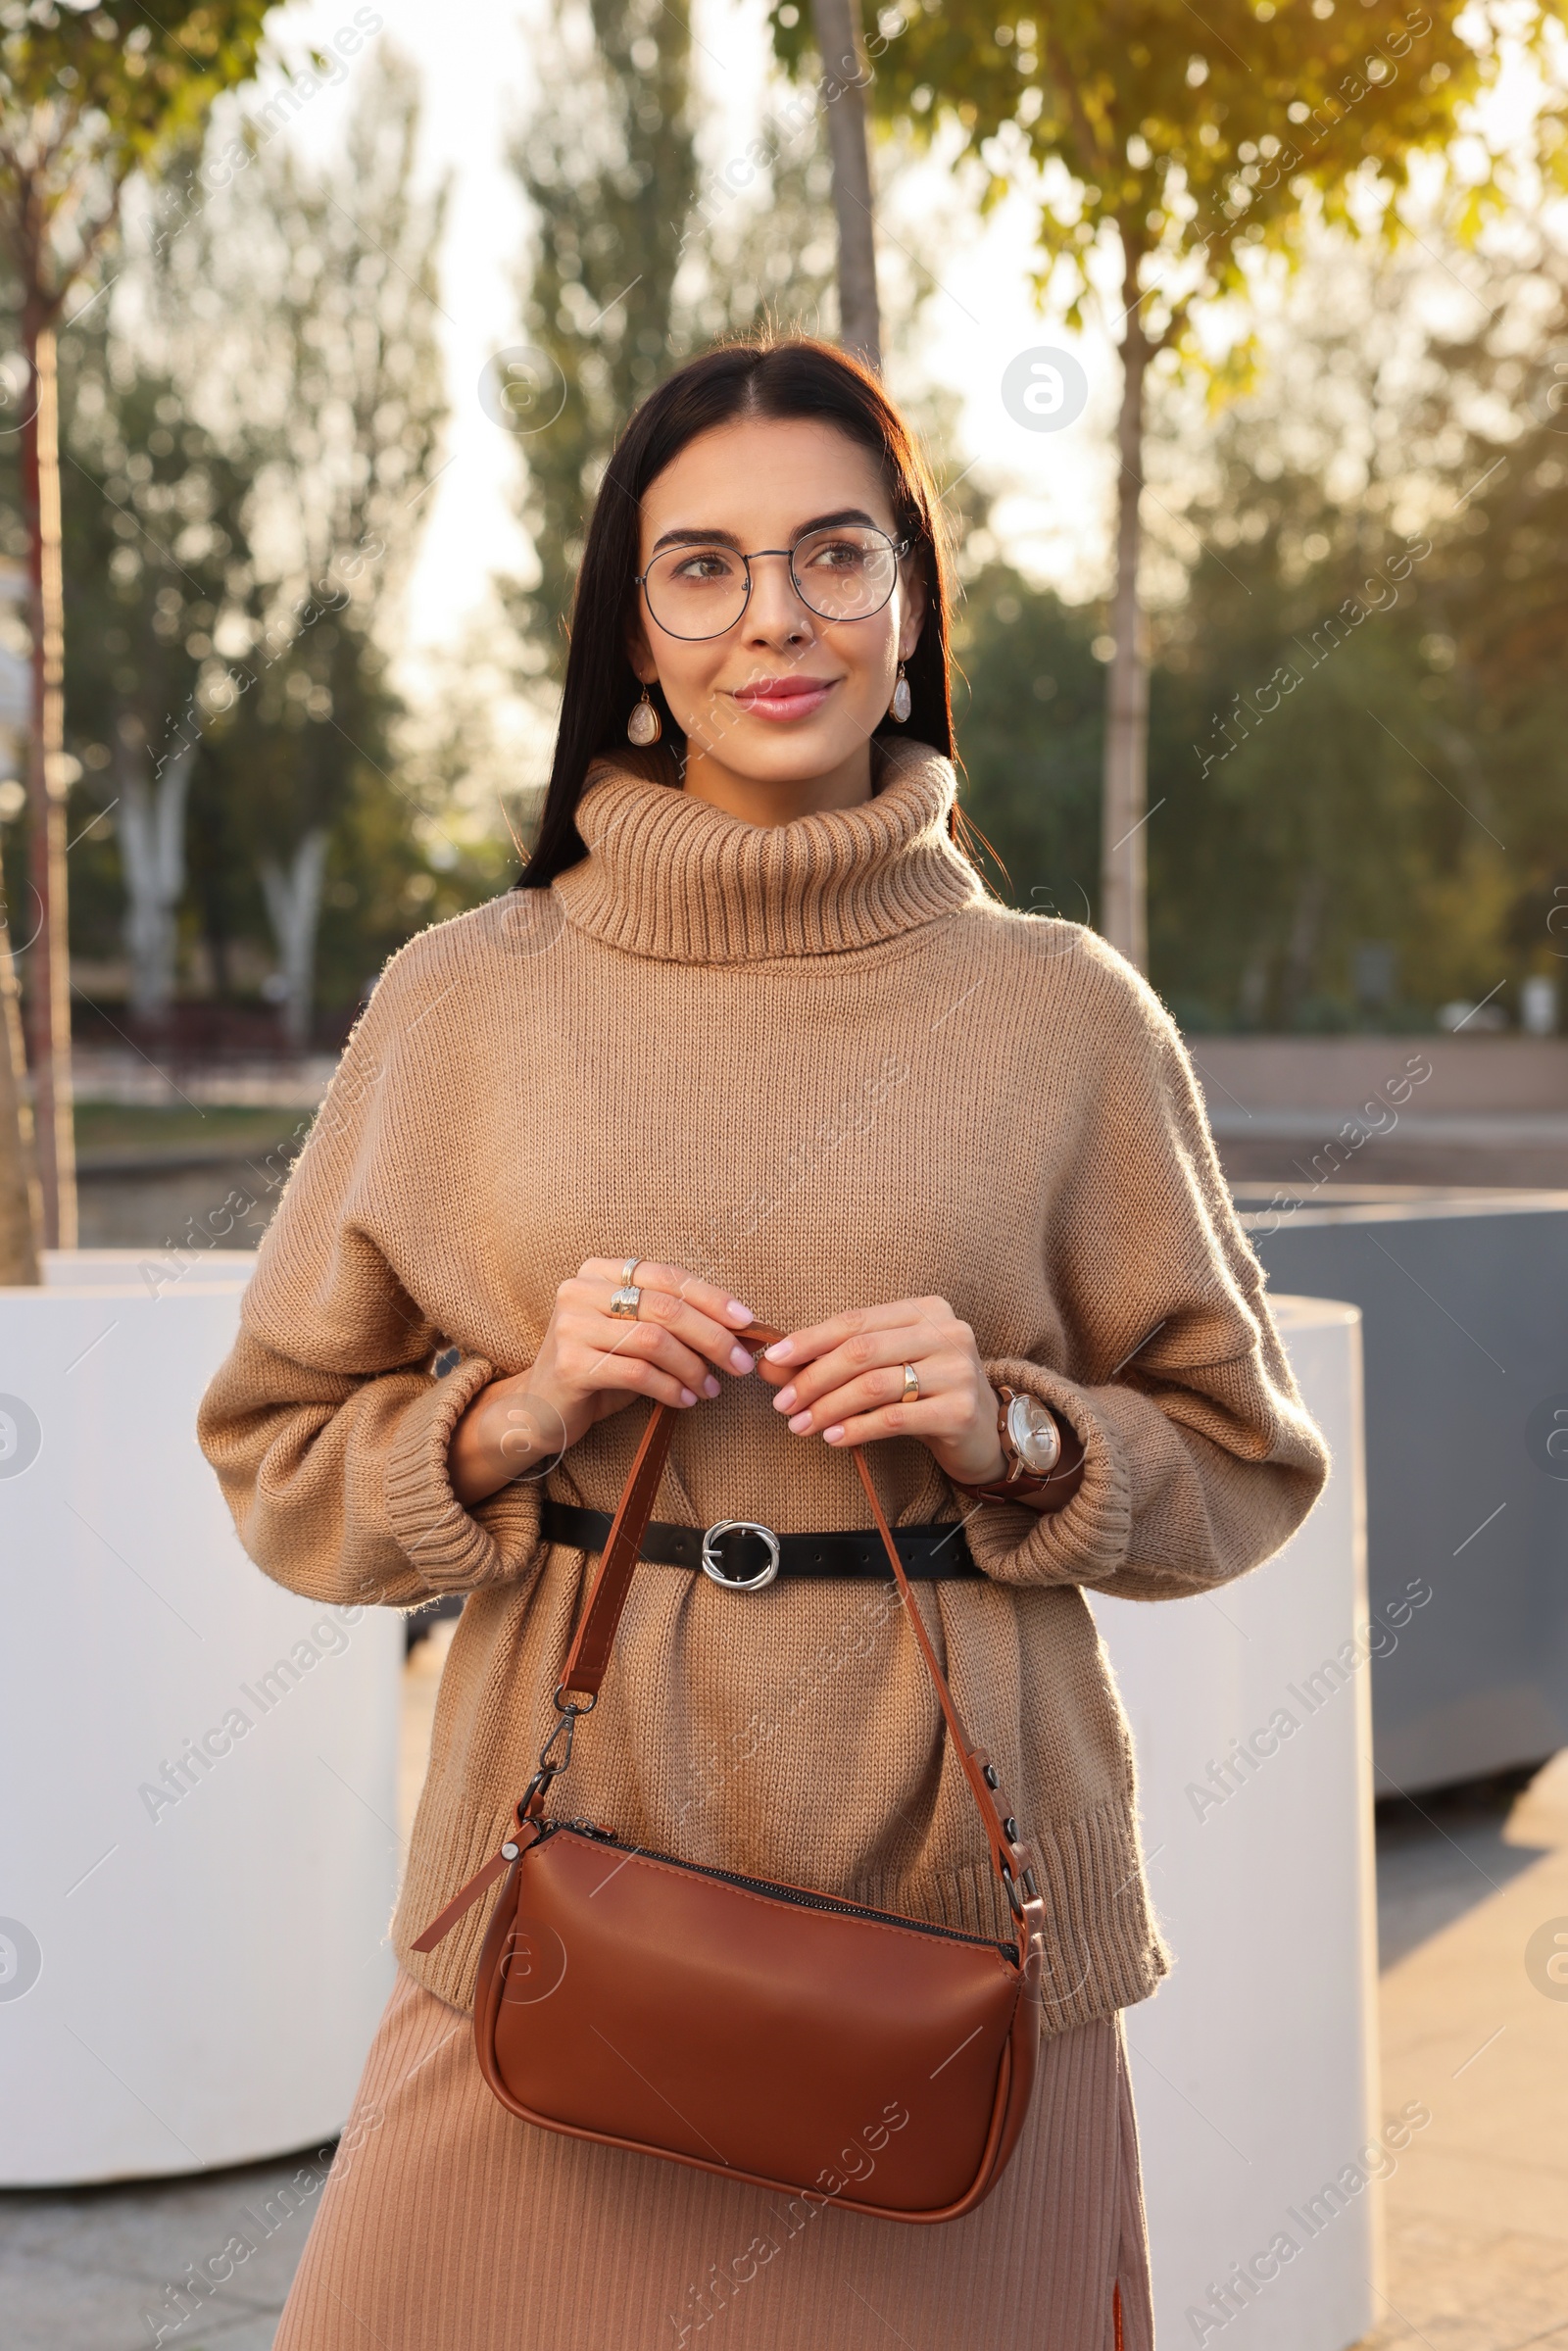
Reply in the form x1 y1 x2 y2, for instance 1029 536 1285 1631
635 527 914 643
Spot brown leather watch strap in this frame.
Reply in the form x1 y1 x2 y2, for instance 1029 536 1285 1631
950 1403 1086 1511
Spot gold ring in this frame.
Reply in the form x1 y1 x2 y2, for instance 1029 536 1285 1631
619 1257 641 1287
902 1362 920 1404
610 1285 642 1320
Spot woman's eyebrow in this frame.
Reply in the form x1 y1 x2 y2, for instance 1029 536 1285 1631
793 508 879 535
650 525 745 554
648 508 883 555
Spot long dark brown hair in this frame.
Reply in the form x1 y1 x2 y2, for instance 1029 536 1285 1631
516 335 956 890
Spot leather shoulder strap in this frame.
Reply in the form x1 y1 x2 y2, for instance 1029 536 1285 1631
416 1317 1045 1958
554 1320 1033 1910
844 1434 1028 1896
556 1383 679 1698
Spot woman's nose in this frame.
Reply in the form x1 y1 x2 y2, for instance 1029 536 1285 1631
742 551 813 645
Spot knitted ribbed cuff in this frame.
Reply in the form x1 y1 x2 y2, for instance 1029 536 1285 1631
962 1357 1135 1589
382 1355 533 1596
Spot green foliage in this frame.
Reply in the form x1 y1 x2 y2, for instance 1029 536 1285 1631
1412 296 1568 992
788 0 1563 347
1148 491 1492 1031
503 2 841 682
54 310 255 965
45 47 460 1022
950 565 1103 920
0 0 278 306
504 0 699 675
953 361 1568 1036
163 46 445 1001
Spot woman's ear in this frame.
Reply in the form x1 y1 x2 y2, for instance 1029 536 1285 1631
897 556 928 663
625 610 658 686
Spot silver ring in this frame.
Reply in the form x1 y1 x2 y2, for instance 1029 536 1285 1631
902 1362 920 1404
619 1257 641 1287
700 1520 781 1592
609 1285 641 1319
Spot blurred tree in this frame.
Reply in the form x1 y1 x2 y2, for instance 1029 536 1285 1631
1135 231 1568 1032
502 6 845 691
679 119 840 352
949 564 1103 918
504 0 697 680
58 314 255 1026
808 0 881 365
953 285 1551 1037
1146 465 1500 1031
805 0 1568 980
1416 270 1568 1004
0 859 33 1280
0 0 276 1253
151 46 447 1045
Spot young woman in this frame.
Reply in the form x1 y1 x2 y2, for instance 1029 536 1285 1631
200 336 1328 2350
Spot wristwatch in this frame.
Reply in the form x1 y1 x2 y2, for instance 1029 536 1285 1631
949 1385 1068 1506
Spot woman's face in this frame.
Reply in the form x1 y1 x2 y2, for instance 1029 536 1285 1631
627 415 927 816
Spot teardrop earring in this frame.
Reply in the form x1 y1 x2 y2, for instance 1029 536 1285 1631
627 688 662 747
889 662 912 724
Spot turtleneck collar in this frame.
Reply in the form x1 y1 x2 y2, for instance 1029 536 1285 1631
553 741 983 964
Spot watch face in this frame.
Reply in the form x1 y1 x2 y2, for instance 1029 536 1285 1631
1006 1394 1061 1476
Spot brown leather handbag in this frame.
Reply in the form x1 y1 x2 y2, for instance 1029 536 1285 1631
416 1320 1048 2224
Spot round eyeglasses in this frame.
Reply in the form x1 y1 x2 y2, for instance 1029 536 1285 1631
636 524 913 642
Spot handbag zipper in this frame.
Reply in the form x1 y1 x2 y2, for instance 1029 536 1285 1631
537 1821 1016 1961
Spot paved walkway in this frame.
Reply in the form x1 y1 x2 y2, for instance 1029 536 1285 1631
0 1632 453 2351
4 1631 1563 2349
1360 1753 1568 2351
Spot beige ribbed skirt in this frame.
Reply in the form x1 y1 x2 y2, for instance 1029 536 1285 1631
275 1968 1153 2349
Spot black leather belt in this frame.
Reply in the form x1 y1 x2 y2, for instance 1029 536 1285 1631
540 1498 978 1589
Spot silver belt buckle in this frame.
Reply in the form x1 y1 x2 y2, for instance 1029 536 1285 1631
700 1519 781 1592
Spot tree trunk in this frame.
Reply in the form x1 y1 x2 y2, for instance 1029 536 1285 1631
22 311 75 1247
811 0 880 371
119 736 195 1022
260 829 329 1053
1100 252 1152 973
0 898 40 1284
1280 867 1325 1029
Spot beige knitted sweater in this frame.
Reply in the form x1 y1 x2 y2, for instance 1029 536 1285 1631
198 745 1328 2029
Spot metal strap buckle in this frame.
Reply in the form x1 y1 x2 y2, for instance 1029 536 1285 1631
700 1519 781 1591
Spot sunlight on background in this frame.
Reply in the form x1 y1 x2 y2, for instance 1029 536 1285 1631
211 0 1568 752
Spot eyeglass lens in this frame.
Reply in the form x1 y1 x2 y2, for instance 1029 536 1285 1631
643 525 901 640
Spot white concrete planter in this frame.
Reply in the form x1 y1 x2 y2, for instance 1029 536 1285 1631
0 1251 401 2185
1096 1298 1381 2351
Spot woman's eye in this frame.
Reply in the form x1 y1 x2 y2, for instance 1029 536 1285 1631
803 539 865 572
674 551 737 582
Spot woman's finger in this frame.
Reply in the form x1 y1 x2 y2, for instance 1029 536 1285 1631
625 1280 760 1375
760 1297 959 1378
586 1355 704 1411
568 1313 719 1399
781 1358 972 1437
817 1398 954 1449
572 1261 759 1375
760 1300 919 1369
581 1258 755 1329
769 1325 934 1417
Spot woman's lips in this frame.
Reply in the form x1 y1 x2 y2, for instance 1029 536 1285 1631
729 678 837 721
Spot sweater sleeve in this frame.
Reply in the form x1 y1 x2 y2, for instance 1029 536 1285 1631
962 949 1330 1601
196 960 545 1610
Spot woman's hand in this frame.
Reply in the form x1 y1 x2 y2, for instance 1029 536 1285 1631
448 1259 759 1507
756 1297 1009 1490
